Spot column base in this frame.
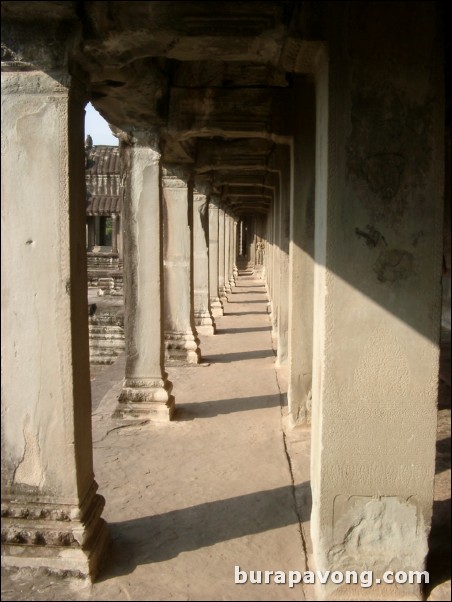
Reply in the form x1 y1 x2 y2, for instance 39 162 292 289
165 331 201 365
115 376 175 420
219 285 227 302
194 311 216 335
210 297 224 317
233 266 239 278
224 281 232 294
1 482 109 580
228 276 235 289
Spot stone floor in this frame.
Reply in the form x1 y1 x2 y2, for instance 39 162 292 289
2 272 450 601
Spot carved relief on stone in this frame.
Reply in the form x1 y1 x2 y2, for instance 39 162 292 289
255 241 265 265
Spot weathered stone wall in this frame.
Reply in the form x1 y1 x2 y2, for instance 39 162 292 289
310 4 444 597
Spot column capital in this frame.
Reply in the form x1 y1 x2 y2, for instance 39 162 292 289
1 19 79 72
208 194 221 209
162 163 191 188
193 174 211 198
119 128 161 152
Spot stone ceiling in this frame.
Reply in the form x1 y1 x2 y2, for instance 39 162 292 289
1 0 325 214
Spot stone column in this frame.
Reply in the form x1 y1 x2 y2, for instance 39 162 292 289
288 77 316 426
1 54 108 576
87 217 95 250
218 204 227 301
193 187 216 335
94 215 101 247
276 145 291 367
111 212 119 253
228 213 236 287
311 5 443 598
162 165 200 364
271 180 281 339
208 197 223 317
233 216 239 280
115 131 174 420
224 210 232 294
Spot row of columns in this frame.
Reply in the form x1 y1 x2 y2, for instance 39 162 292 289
250 9 444 594
1 75 240 573
104 136 241 420
1 3 445 595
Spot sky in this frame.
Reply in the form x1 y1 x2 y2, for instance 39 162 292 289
85 102 118 146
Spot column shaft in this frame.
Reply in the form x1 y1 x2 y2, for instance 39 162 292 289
288 77 316 425
116 133 174 419
111 212 118 253
208 199 223 317
218 205 226 300
1 67 108 577
311 6 443 597
276 145 291 367
224 211 232 294
162 167 200 364
193 191 216 335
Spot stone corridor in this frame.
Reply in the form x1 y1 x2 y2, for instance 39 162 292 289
2 3 449 598
2 272 450 601
2 272 310 600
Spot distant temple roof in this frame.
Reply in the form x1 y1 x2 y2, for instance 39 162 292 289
86 193 121 215
85 144 122 216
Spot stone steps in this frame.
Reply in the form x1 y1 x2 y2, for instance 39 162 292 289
89 321 125 365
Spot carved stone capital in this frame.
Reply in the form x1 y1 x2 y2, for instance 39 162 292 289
123 128 161 151
162 163 191 188
208 195 221 211
1 20 78 72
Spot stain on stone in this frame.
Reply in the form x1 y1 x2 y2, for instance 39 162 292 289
25 239 33 245
65 280 71 294
374 248 414 283
364 152 405 199
412 230 425 247
355 225 387 249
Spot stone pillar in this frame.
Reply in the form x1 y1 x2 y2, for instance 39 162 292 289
208 197 223 317
228 213 236 287
162 165 200 364
271 180 281 339
193 188 216 335
276 145 291 367
1 56 108 576
94 215 101 247
224 210 232 294
87 217 95 250
288 77 316 426
218 204 226 301
111 212 119 253
232 216 239 279
116 131 174 420
311 5 443 598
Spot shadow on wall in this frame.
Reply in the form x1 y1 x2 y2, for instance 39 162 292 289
97 483 311 580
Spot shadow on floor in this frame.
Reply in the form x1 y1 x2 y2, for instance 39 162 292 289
215 326 271 334
97 483 310 580
203 349 274 363
226 311 268 316
175 393 281 420
227 299 268 304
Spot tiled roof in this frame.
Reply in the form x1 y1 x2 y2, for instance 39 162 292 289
86 145 121 175
86 193 122 215
85 145 122 215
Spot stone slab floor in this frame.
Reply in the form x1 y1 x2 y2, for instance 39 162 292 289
2 273 450 601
